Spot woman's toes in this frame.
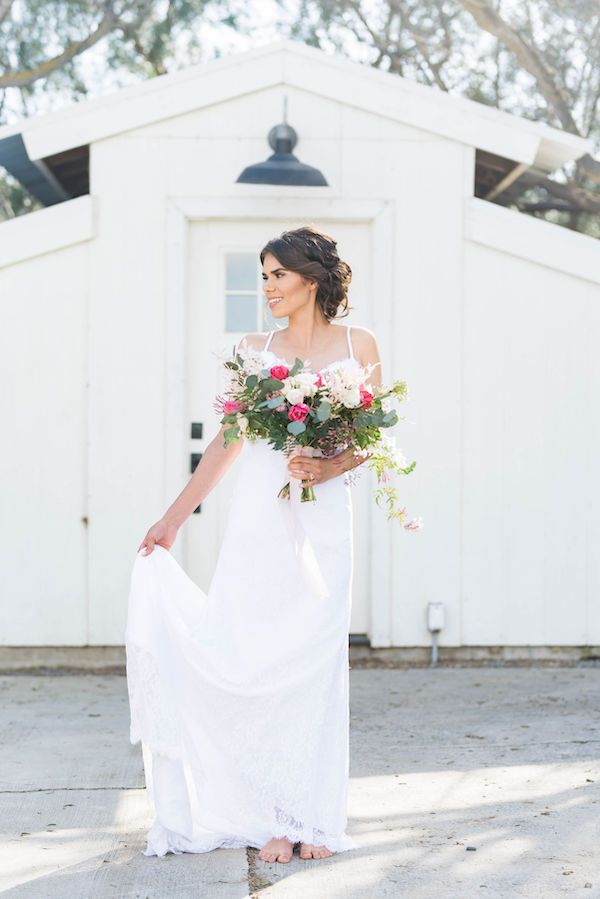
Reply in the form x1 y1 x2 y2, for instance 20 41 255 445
299 843 333 859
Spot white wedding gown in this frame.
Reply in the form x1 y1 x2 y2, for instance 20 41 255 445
125 328 360 857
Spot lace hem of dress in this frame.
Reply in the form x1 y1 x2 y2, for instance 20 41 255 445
142 820 357 857
126 640 356 856
126 641 182 760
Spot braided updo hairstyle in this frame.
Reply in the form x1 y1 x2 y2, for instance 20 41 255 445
260 225 352 321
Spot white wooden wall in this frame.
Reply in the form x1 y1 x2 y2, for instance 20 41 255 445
462 201 600 645
1 82 599 648
0 199 92 644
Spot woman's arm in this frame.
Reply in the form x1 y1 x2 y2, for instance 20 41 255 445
164 425 245 527
137 423 245 554
138 333 271 553
136 322 269 556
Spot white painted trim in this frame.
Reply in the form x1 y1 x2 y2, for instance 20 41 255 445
465 197 600 285
164 196 396 644
164 201 189 567
0 195 95 269
367 200 396 647
10 40 589 170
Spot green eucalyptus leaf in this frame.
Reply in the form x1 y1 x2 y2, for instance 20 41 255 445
223 425 240 447
287 420 306 435
353 412 371 430
316 401 331 422
290 357 304 377
260 377 284 393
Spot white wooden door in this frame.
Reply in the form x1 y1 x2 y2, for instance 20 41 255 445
184 218 373 634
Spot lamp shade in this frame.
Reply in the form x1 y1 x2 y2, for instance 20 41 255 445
236 122 328 186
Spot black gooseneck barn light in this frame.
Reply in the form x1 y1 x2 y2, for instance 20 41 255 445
236 96 328 186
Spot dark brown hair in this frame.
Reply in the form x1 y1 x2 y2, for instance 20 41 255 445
260 225 352 321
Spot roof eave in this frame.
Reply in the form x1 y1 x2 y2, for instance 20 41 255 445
0 39 592 177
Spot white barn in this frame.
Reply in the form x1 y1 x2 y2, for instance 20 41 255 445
1 39 598 653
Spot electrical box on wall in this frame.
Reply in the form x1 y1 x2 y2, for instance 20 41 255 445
427 602 445 632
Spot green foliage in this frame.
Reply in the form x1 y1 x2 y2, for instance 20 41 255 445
0 170 43 221
315 400 331 422
0 0 219 125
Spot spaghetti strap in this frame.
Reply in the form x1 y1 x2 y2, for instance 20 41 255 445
264 330 274 351
346 326 354 360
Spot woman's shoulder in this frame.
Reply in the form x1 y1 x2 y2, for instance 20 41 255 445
345 324 377 339
342 324 381 375
344 324 379 352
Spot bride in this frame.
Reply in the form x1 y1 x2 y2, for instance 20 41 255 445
127 225 382 864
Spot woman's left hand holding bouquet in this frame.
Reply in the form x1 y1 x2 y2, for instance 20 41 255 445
287 446 366 487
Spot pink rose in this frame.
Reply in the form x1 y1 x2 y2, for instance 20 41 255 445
288 403 310 422
359 388 374 409
223 400 246 415
270 364 290 380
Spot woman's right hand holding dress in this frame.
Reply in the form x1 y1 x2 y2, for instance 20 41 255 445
137 518 179 555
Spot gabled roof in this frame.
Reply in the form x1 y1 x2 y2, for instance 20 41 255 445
0 38 592 204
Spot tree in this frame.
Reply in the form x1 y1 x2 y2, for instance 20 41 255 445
286 0 600 236
0 1 217 99
0 0 223 218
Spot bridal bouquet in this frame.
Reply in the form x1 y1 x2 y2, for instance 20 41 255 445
213 345 421 528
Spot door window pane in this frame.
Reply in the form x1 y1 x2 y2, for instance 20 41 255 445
225 251 259 333
226 253 258 291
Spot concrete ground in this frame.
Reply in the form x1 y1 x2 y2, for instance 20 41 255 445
1 666 600 898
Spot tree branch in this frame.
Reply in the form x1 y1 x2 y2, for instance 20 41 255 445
576 153 600 188
458 0 580 134
0 0 13 27
505 170 600 215
0 4 119 88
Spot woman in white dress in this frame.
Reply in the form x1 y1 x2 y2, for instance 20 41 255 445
127 225 382 864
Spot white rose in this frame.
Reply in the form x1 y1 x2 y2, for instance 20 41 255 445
281 376 313 404
237 414 249 433
342 387 362 408
294 372 318 396
285 387 306 405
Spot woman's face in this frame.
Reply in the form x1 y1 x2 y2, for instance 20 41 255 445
261 252 316 319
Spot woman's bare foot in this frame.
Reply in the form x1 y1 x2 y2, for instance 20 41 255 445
258 836 295 863
299 842 334 860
